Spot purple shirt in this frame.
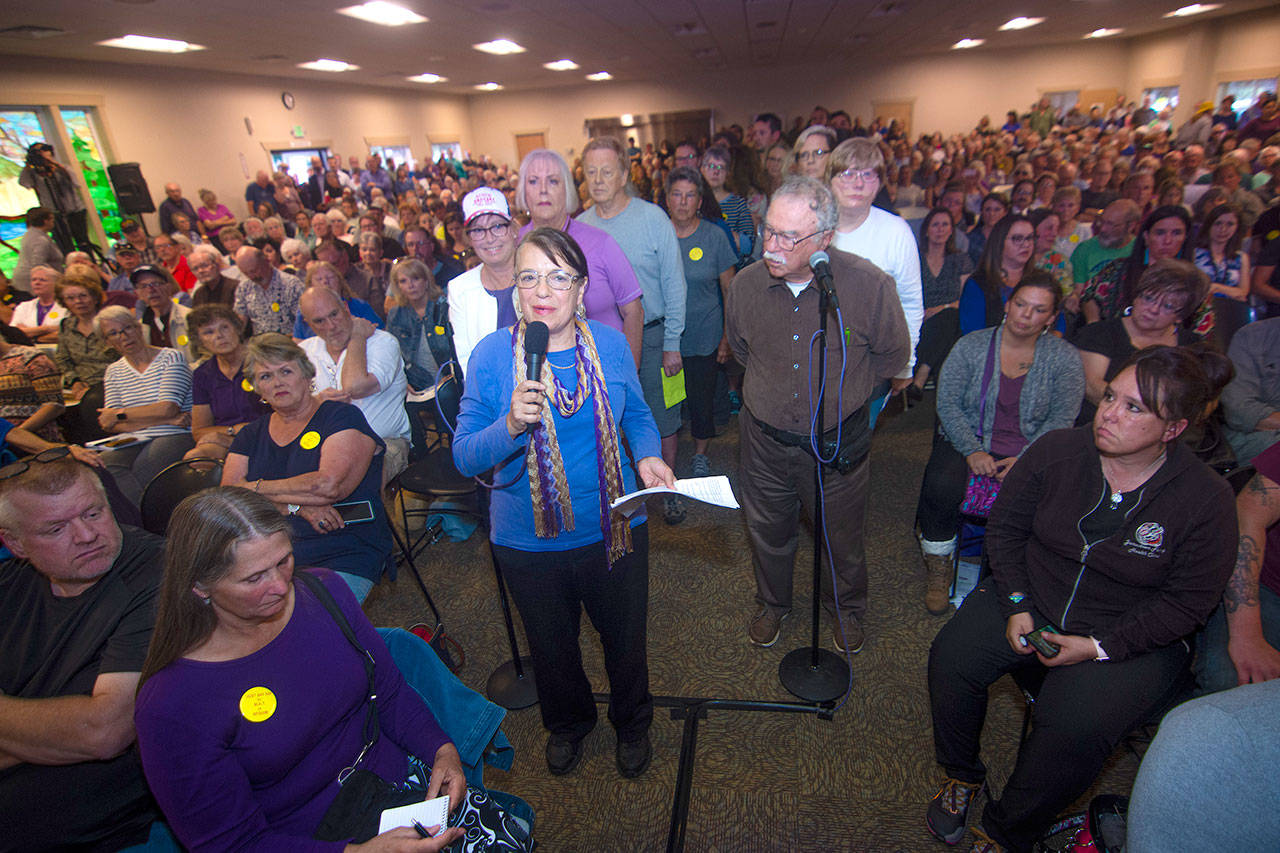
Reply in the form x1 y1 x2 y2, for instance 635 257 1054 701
989 372 1029 458
135 569 450 853
520 216 642 333
191 357 271 426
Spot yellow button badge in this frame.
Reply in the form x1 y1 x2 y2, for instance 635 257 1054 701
239 686 277 723
688 247 704 261
299 430 321 450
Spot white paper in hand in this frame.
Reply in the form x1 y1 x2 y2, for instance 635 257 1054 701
378 794 449 836
610 476 740 517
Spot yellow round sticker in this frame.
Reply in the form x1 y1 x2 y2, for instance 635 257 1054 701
299 430 321 450
434 325 445 335
241 378 254 392
1069 233 1080 243
239 686 277 722
270 302 281 312
176 334 188 346
688 247 704 261
1269 229 1280 242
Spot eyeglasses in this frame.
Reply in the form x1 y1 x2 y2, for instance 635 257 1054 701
103 325 139 339
761 224 826 252
514 269 581 291
797 149 831 162
1135 291 1187 314
702 163 727 173
833 167 879 184
465 221 511 241
134 279 166 291
0 446 72 482
1007 234 1036 245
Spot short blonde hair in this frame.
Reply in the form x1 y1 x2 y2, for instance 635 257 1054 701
242 333 316 391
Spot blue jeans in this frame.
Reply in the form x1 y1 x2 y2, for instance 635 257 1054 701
337 571 375 603
377 628 513 788
1193 584 1280 695
1128 680 1280 853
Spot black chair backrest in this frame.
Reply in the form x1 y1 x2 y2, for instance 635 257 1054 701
435 364 463 437
139 458 224 535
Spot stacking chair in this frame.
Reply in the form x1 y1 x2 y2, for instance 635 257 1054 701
138 457 224 535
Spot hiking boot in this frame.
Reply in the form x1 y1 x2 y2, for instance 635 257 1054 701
926 777 983 845
690 453 711 478
833 619 865 654
968 827 1003 853
545 736 584 776
924 552 954 615
748 607 788 647
616 732 652 778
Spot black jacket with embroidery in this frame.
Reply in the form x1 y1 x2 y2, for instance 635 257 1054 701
987 426 1237 662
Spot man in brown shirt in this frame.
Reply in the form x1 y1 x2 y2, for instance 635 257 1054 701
726 176 909 653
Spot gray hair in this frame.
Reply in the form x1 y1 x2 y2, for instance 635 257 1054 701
771 176 838 233
514 149 575 214
94 304 141 337
263 216 285 230
188 245 225 269
280 238 309 261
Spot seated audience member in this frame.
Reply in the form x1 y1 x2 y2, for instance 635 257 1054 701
55 266 115 443
1079 161 1118 211
442 212 473 268
12 265 66 342
1028 209 1072 297
666 167 736 477
958 215 1035 334
250 235 288 274
108 241 145 293
313 237 374 306
187 244 239 309
911 208 974 399
184 305 269 464
403 225 464 290
1072 259 1205 424
513 154 643 362
926 346 1237 853
1190 203 1251 347
220 335 393 602
244 215 268 242
1194 439 1280 695
279 237 312 274
169 212 201 247
216 227 248 273
292 261 382 341
0 330 64 443
1050 185 1091 257
232 245 303 336
152 234 195 293
1081 205 1192 323
131 265 197 364
94 305 195 503
915 274 1083 614
828 138 924 397
1127 679 1280 853
1221 316 1280 461
134 487 481 851
195 188 235 250
11 207 62 294
965 192 1010 268
298 287 412 483
0 455 167 851
1068 199 1139 291
387 258 455 458
263 215 292 246
356 231 393 317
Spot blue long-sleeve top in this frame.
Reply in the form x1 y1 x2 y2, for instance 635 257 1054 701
453 321 660 551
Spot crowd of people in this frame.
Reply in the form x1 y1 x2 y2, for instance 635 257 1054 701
2 87 1280 852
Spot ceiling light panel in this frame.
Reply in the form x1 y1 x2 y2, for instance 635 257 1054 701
408 72 446 83
1084 27 1123 39
475 81 504 90
473 39 525 55
998 16 1044 31
336 2 428 26
951 38 984 49
96 34 205 53
543 59 579 71
1165 3 1221 16
586 71 613 81
298 58 359 71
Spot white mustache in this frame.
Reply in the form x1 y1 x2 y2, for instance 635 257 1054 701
763 251 787 264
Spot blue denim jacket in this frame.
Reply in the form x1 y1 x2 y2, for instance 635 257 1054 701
387 298 458 391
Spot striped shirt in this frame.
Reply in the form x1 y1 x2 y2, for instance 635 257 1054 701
103 348 192 438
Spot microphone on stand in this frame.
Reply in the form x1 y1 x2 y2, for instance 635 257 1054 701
523 321 549 433
809 251 839 311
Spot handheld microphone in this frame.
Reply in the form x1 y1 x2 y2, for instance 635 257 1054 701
809 250 839 310
523 321 549 433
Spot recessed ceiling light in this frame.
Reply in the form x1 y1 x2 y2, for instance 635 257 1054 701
473 39 524 55
96 34 205 53
543 59 579 71
586 71 612 81
952 38 984 49
1165 3 1221 16
1083 27 1123 39
999 16 1044 31
475 81 504 90
298 58 359 72
337 2 428 26
408 72 446 83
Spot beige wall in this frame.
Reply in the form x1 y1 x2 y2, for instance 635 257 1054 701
0 55 471 232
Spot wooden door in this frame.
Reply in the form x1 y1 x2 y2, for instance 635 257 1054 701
515 132 546 162
872 99 914 137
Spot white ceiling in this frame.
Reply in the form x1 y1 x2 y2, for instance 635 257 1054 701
0 0 1272 96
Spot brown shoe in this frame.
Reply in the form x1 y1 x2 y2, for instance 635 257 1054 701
924 552 954 615
833 618 864 654
748 607 788 647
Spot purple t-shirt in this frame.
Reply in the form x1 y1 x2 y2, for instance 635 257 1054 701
487 284 518 330
520 216 642 333
191 358 271 426
135 569 450 853
989 372 1029 458
1254 439 1280 597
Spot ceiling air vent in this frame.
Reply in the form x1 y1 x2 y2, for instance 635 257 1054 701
0 25 68 39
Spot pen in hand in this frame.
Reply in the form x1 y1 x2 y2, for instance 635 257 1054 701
411 819 434 839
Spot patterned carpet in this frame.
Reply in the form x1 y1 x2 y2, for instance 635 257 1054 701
364 392 1143 852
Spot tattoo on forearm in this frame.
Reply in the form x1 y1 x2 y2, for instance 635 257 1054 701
1245 474 1279 505
1224 534 1261 614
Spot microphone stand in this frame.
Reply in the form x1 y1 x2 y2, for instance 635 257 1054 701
778 277 851 702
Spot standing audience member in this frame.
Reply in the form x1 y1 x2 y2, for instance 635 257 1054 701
19 143 89 254
94 305 195 503
726 177 909 653
11 207 62 294
0 456 167 851
449 187 523 377
183 305 269 464
910 208 973 399
157 183 199 237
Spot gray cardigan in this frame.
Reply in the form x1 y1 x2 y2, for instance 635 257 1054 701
936 325 1084 458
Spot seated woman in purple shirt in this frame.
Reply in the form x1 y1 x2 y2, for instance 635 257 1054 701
134 487 467 853
184 304 270 463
